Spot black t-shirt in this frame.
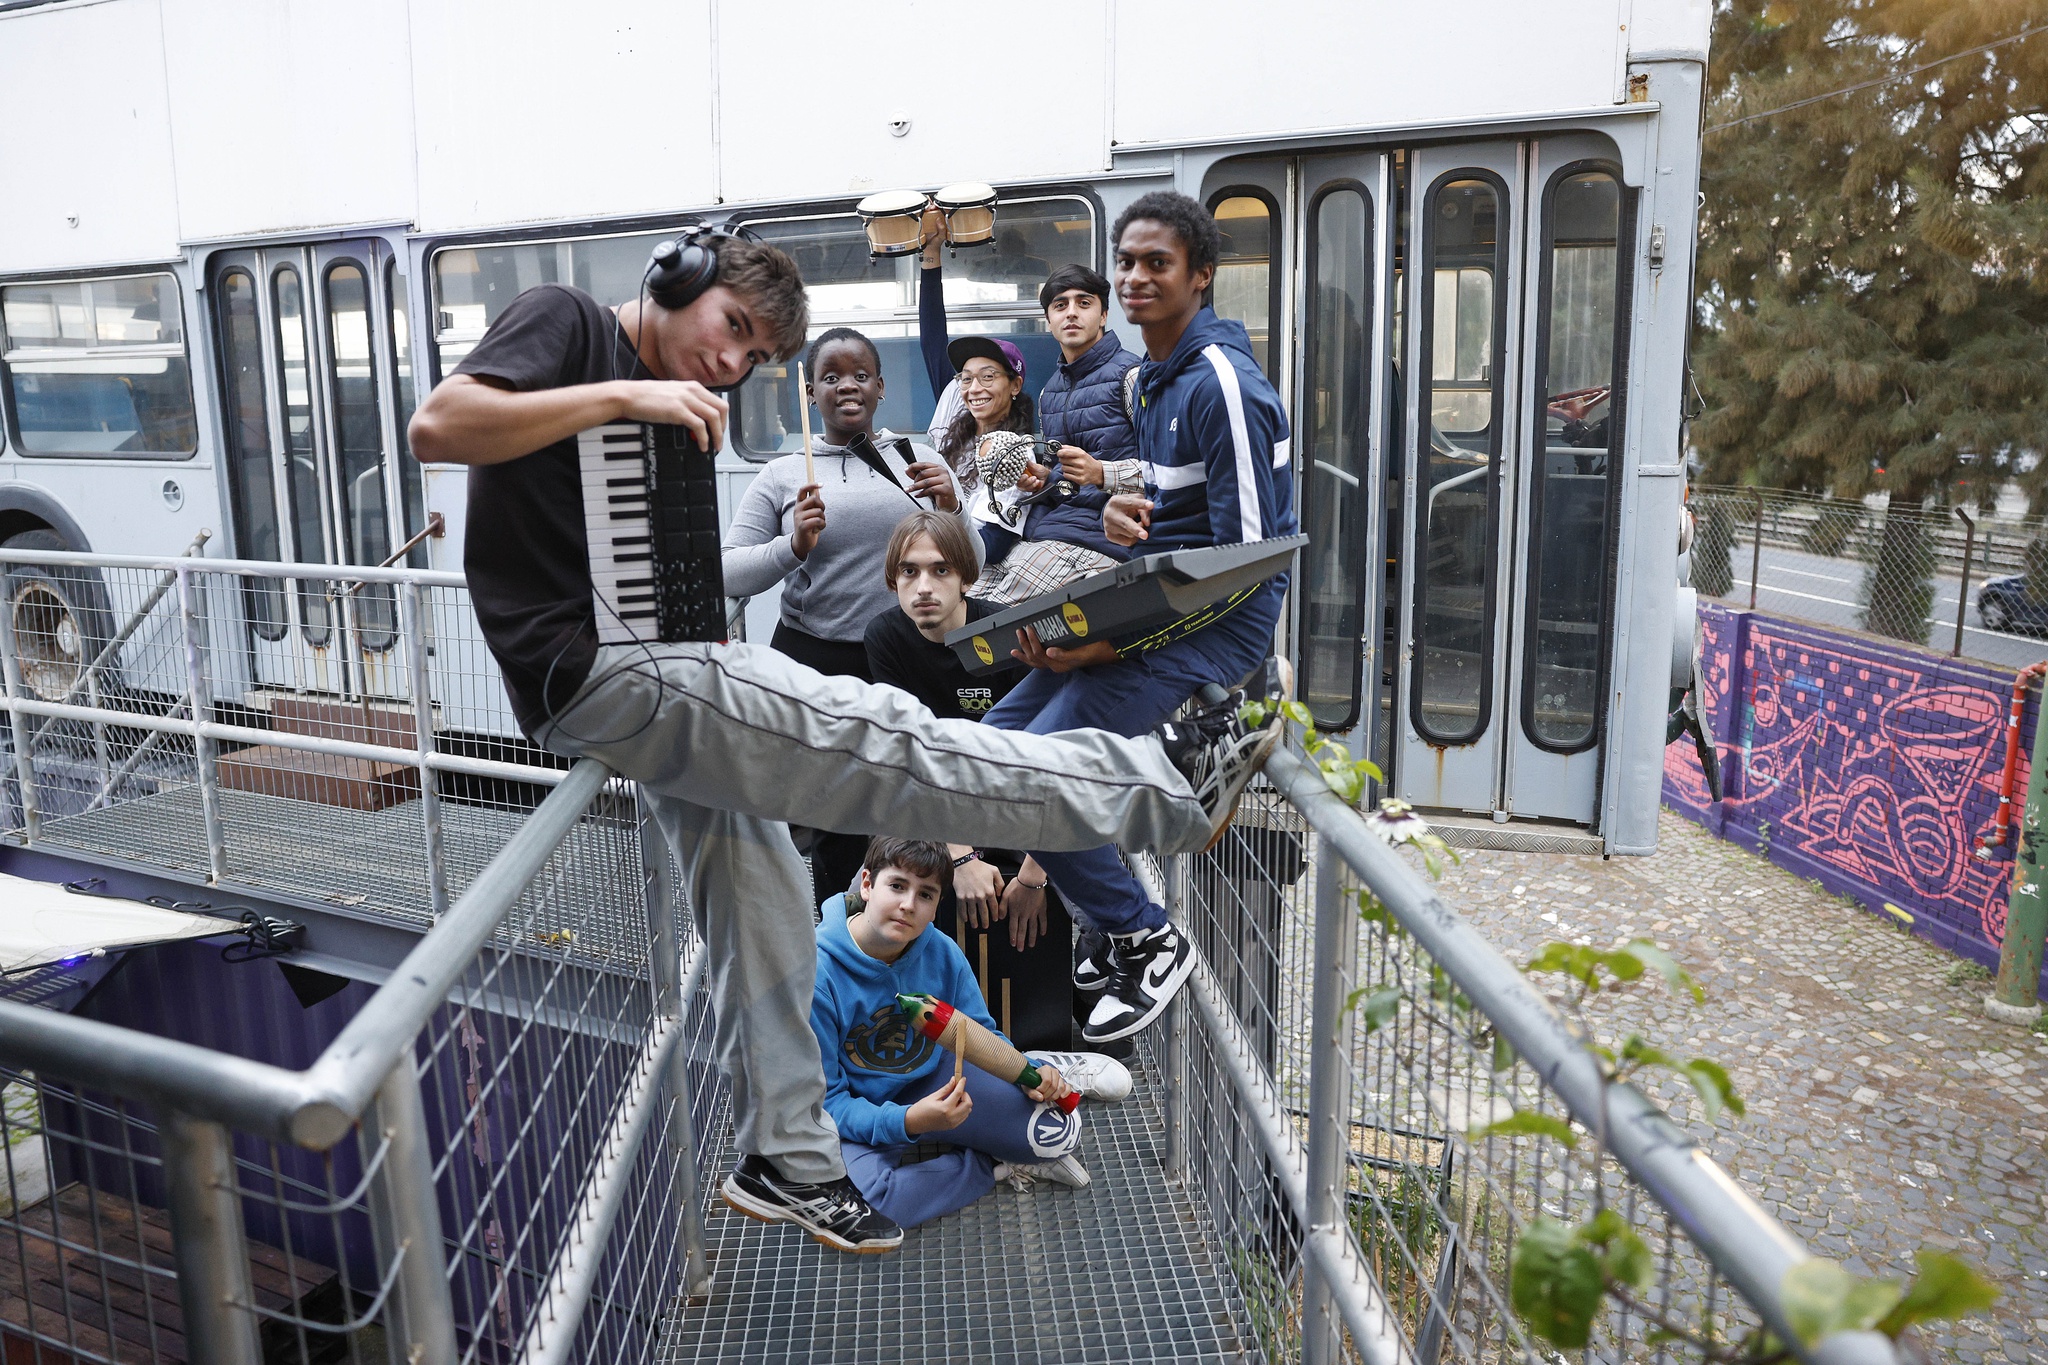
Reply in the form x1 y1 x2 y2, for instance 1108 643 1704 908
863 598 1025 721
454 285 649 736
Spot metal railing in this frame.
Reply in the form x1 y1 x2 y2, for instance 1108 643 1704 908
0 548 1901 1363
0 544 743 931
0 757 711 1365
1161 744 1901 1365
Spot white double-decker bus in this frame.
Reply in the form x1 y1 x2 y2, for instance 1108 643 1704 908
0 0 1710 853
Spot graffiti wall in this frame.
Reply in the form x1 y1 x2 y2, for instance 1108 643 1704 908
1665 605 2045 988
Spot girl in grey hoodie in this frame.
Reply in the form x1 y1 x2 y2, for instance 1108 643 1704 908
722 327 972 901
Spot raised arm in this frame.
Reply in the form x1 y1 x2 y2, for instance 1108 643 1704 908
918 205 953 400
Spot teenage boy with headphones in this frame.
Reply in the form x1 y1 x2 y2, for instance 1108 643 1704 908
408 228 1292 1257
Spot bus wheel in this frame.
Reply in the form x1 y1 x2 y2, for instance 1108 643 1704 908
3 530 115 704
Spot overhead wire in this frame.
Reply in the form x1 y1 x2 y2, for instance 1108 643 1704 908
1704 20 2048 134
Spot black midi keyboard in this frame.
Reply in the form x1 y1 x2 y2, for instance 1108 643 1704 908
578 422 728 644
946 535 1306 674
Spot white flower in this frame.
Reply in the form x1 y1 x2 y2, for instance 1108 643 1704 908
1365 798 1430 846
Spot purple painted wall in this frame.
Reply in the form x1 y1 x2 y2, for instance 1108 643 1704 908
1664 604 2047 991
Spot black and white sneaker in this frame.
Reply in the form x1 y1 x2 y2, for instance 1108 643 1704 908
721 1155 903 1254
1083 923 1196 1043
1073 928 1114 992
1157 658 1291 851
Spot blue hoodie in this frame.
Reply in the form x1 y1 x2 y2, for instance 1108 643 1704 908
811 894 1006 1147
1113 308 1298 656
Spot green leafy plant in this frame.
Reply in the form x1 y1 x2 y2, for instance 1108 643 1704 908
1472 935 1996 1358
1943 958 1991 988
1242 697 1382 804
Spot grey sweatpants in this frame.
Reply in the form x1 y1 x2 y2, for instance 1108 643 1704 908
534 639 1207 1183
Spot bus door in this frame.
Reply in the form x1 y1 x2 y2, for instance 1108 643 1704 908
1201 153 1391 750
209 237 423 701
1393 136 1631 825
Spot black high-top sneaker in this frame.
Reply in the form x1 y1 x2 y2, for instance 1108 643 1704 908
1073 927 1114 992
721 1155 904 1253
1082 923 1196 1043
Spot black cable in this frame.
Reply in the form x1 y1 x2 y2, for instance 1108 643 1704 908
59 877 302 965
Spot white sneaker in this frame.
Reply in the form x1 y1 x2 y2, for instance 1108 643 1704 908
1031 1051 1134 1102
993 1154 1091 1190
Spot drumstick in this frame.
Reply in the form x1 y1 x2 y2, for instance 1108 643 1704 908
797 361 816 486
897 993 1080 1114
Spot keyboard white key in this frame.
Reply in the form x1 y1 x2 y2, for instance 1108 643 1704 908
580 424 657 645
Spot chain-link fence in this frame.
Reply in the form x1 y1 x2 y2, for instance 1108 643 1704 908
1690 484 2048 670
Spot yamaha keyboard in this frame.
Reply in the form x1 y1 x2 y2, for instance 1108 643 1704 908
945 535 1306 674
578 422 727 645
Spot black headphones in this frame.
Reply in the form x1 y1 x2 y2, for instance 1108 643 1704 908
645 224 760 311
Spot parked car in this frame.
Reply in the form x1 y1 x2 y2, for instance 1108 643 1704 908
1975 574 2048 633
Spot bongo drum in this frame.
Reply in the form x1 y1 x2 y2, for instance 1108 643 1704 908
934 182 998 249
855 188 929 258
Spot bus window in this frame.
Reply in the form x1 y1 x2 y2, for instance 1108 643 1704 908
388 257 427 567
325 261 395 646
215 271 287 638
1209 192 1279 384
0 274 197 457
274 266 330 644
734 197 1095 457
1524 168 1627 752
1412 174 1506 746
431 229 673 371
1300 185 1372 730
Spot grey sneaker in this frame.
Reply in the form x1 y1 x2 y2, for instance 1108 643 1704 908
994 1153 1091 1189
1156 657 1292 851
721 1155 903 1253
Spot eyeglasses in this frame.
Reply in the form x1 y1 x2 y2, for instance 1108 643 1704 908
956 369 1013 392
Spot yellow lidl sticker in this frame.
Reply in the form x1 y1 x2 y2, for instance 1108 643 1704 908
1061 602 1089 637
972 635 994 666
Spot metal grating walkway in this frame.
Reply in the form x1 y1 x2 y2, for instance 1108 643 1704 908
9 782 654 966
666 1049 1249 1365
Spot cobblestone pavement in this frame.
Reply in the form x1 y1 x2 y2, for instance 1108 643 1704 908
1432 808 2047 1364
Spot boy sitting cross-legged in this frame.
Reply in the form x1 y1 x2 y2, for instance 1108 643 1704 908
811 836 1134 1231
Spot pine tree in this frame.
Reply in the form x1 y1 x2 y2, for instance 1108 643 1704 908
1693 1 2048 512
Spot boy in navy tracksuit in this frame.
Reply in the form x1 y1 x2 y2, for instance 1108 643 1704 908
986 193 1298 1045
813 837 1133 1229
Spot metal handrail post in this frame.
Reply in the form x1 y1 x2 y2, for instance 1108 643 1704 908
175 564 227 883
1161 854 1190 1181
1955 507 1977 657
0 576 40 841
160 1109 263 1365
365 1057 459 1365
640 795 712 1297
1303 834 1360 1365
1749 488 1765 610
403 582 450 917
